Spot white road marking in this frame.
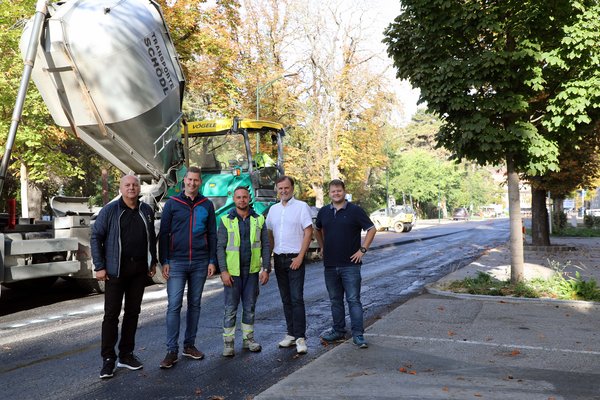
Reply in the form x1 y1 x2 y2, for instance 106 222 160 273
366 333 600 356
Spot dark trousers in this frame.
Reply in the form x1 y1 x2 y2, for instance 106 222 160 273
101 259 147 359
274 254 306 339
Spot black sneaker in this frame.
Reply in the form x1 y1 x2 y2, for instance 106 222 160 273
117 353 143 370
100 358 115 379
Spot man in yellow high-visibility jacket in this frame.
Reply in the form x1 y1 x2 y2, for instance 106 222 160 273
216 186 271 357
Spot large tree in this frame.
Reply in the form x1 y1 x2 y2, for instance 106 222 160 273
384 0 600 282
0 0 84 217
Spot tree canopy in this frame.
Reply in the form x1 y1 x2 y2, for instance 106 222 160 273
384 0 600 177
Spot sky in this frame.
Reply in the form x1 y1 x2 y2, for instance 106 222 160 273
363 0 420 124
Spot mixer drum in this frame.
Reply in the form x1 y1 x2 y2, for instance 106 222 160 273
20 0 186 182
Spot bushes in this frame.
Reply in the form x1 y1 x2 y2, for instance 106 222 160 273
552 211 567 231
583 214 600 228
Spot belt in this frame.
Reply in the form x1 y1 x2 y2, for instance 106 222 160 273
275 253 299 258
122 256 146 262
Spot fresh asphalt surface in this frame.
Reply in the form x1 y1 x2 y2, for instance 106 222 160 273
0 219 517 399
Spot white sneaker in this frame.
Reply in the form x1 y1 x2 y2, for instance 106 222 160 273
278 335 296 348
295 337 307 354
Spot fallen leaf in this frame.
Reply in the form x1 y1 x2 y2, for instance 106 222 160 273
437 306 445 311
510 349 521 356
399 367 407 373
474 394 482 397
485 337 493 341
442 387 449 392
408 370 417 375
448 330 456 337
195 388 202 395
498 300 507 303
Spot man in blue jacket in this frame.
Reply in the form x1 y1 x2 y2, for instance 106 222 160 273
91 174 157 379
159 166 217 369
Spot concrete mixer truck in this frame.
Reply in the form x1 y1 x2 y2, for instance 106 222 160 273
0 1 203 295
0 0 286 295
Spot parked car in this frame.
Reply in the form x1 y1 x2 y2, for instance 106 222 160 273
452 207 469 220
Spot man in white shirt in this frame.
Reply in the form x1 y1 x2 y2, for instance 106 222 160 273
266 176 313 354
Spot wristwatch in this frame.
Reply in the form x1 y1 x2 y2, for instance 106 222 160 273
359 247 367 254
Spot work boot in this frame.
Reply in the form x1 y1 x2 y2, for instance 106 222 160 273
243 334 262 352
241 323 261 352
223 337 235 357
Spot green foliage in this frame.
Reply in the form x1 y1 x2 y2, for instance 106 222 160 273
384 0 600 177
554 226 600 237
552 211 568 232
583 214 600 228
448 266 600 301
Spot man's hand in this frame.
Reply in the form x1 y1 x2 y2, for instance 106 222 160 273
220 271 233 287
208 263 216 277
147 264 157 278
290 256 303 270
95 269 108 281
350 250 365 264
259 270 270 285
162 264 170 280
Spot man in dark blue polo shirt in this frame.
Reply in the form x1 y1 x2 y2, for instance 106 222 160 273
315 179 376 348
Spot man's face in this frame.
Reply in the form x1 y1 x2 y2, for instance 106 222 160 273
120 176 141 201
276 179 294 202
329 184 346 203
233 189 250 211
184 172 202 196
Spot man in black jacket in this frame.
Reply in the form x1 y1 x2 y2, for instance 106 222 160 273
91 174 157 379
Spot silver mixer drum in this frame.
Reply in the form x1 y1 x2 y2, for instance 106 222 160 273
20 0 186 183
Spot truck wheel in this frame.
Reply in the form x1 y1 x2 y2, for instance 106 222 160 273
393 221 404 233
77 279 105 294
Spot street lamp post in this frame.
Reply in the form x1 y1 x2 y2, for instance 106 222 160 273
255 73 298 120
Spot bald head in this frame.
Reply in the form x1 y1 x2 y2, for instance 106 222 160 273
120 175 141 207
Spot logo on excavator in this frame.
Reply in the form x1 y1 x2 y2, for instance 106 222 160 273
144 32 175 95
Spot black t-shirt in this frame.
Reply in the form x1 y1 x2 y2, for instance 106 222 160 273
119 198 148 260
315 202 374 267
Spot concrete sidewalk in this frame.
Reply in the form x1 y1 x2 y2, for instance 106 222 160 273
255 237 600 400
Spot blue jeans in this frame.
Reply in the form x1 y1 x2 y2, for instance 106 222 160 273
223 267 259 330
166 260 209 353
324 265 364 337
274 254 306 339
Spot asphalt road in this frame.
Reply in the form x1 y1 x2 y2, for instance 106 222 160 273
0 218 509 400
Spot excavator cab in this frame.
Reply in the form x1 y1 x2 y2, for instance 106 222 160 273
176 118 285 219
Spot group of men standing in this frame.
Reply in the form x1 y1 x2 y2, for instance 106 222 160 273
91 168 375 379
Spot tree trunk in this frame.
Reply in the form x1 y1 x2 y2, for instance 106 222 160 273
531 187 550 246
507 156 524 283
102 168 109 205
553 196 564 214
312 184 324 208
28 183 42 220
20 163 28 218
19 162 42 219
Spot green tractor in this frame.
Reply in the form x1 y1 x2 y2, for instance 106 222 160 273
172 118 285 220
